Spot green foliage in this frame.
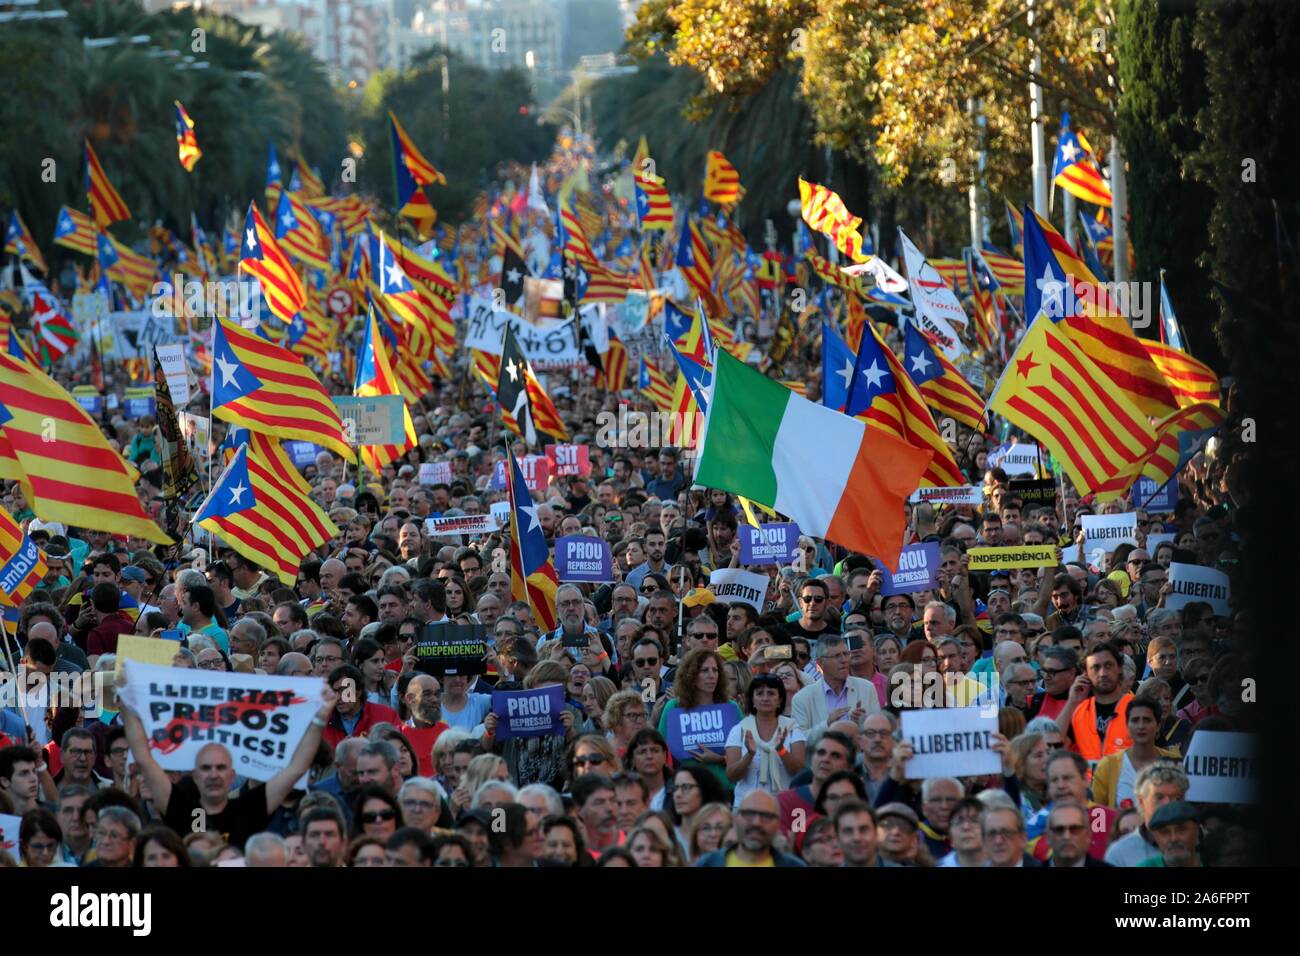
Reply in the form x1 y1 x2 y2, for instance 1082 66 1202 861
351 49 555 225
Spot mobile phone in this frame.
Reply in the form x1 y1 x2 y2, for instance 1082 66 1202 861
160 629 183 642
845 635 864 651
764 645 793 662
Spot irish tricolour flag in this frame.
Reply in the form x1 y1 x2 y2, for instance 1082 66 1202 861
697 350 933 572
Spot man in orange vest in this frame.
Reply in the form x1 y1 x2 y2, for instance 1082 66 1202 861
1054 641 1133 761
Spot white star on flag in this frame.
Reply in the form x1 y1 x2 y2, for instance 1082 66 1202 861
245 228 257 251
280 211 295 228
505 358 519 382
835 358 854 390
1035 262 1068 318
215 353 241 389
1061 140 1079 162
384 259 405 289
506 267 521 284
520 502 540 533
909 350 932 376
228 481 248 505
861 360 887 390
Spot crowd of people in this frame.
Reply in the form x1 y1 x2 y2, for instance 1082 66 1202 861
0 297 1256 869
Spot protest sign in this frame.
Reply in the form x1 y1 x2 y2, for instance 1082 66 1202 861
72 385 103 416
333 395 405 446
739 522 800 565
878 543 942 596
285 441 320 469
1009 478 1057 509
966 545 1057 570
117 661 325 781
413 623 488 677
425 514 503 538
988 442 1041 477
490 685 566 739
0 814 21 856
155 343 190 406
909 486 985 506
546 443 591 477
1132 475 1178 512
490 455 550 493
1183 731 1259 804
901 706 1000 779
665 703 741 762
708 568 768 614
490 500 511 527
1060 545 1080 564
123 386 156 420
115 635 183 675
555 535 614 583
418 461 453 486
1082 513 1138 554
463 296 581 364
1167 562 1231 617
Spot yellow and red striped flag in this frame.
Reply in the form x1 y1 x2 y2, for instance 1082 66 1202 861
988 313 1157 501
0 503 47 606
798 178 869 263
704 150 742 205
1141 340 1221 408
51 206 97 257
634 172 673 231
295 155 325 199
104 233 158 301
195 432 339 585
0 351 170 542
354 308 416 476
598 333 629 392
84 140 131 228
174 100 202 172
903 322 987 432
210 316 352 460
373 232 456 357
1140 401 1226 488
638 357 674 412
1053 114 1112 207
239 201 307 327
273 190 329 272
5 211 46 274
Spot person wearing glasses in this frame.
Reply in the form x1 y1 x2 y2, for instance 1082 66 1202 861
1025 646 1078 722
1026 750 1116 862
877 593 922 646
982 805 1040 867
694 790 805 867
628 636 672 701
792 635 880 738
601 690 650 756
787 578 837 643
1043 800 1113 867
81 805 140 869
53 728 108 791
18 809 64 868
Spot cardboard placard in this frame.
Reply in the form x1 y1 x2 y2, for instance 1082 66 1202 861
424 514 503 537
708 568 768 614
155 343 190 406
1166 562 1231 617
1132 475 1178 512
490 685 566 739
545 443 591 478
1009 478 1057 509
555 535 614 583
988 442 1041 477
901 706 1001 779
739 522 800 565
909 486 985 506
1183 731 1259 804
413 622 488 677
966 545 1058 570
333 395 405 446
665 703 740 761
1082 513 1138 554
878 543 942 596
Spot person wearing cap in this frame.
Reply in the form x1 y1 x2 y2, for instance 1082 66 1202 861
876 802 926 866
1138 801 1203 867
119 566 160 617
454 808 493 866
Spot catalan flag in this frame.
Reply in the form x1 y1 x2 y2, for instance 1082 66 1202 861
665 323 713 449
52 206 97 257
845 322 965 488
353 308 416 476
0 503 46 606
273 190 329 272
174 100 202 172
977 247 1025 294
285 297 334 365
798 178 869 263
239 201 307 327
506 447 558 631
821 321 857 412
194 434 339 585
389 112 443 235
1142 340 1221 408
674 217 717 314
265 143 283 216
191 212 217 281
294 155 325 199
598 331 629 392
100 233 158 302
634 172 674 231
987 313 1157 501
5 211 46 273
1004 200 1025 258
1052 113 1112 207
902 321 986 431
0 350 170 543
559 200 600 271
210 316 352 460
373 231 455 356
1140 401 1225 489
85 141 131 228
703 150 742 205
1022 205 1179 419
638 357 674 412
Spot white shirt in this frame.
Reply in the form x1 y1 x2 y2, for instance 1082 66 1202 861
724 717 805 806
1115 752 1138 807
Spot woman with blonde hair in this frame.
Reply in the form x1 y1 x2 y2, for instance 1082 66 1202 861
459 753 508 808
566 733 619 784
685 802 733 862
579 676 618 734
770 659 809 717
601 688 650 756
1009 732 1048 814
626 824 683 867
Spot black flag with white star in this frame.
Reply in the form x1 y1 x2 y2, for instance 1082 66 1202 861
563 251 603 373
500 240 529 307
497 323 537 447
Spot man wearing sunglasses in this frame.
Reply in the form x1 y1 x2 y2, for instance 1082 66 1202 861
1026 646 1078 721
787 579 837 642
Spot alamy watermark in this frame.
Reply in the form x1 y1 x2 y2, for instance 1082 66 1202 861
594 405 705 449
150 272 261 322
1036 271 1153 329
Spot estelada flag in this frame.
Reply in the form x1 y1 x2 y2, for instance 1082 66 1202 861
704 151 741 205
174 100 202 172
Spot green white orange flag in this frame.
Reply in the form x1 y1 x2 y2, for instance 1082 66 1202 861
696 349 932 571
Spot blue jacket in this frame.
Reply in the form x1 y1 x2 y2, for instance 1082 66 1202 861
695 846 806 867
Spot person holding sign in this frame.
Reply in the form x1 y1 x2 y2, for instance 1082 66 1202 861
656 649 742 791
117 672 337 851
724 675 806 806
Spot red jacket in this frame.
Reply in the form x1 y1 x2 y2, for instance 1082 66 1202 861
323 701 400 750
87 611 135 657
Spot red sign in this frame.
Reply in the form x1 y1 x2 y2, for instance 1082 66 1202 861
327 287 355 320
545 443 591 477
494 455 552 493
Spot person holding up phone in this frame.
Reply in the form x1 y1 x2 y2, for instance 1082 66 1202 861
1053 641 1135 761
